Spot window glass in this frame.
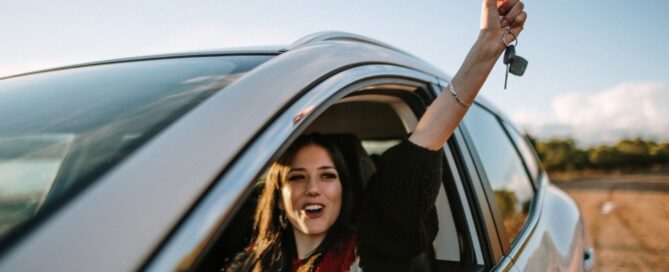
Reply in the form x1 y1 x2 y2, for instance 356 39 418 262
463 105 534 245
503 122 540 181
0 55 272 244
361 139 400 155
433 184 460 261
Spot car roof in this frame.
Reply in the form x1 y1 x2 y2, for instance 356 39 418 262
0 46 284 80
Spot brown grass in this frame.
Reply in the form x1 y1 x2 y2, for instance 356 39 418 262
558 173 669 271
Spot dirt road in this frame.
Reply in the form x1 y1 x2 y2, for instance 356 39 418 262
556 174 669 271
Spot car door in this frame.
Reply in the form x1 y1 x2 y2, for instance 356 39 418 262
501 119 593 271
459 103 590 271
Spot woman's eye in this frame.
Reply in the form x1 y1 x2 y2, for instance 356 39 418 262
321 173 338 180
287 175 305 182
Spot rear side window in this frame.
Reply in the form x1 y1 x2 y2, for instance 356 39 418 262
463 105 534 246
503 122 540 181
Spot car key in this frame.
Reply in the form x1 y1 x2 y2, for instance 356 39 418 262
503 44 515 65
503 44 515 89
501 28 528 89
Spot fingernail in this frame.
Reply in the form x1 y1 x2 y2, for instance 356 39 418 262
501 19 509 28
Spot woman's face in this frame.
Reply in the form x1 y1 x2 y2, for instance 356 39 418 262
280 144 342 238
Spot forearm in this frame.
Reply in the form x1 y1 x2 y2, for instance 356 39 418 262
452 32 504 105
409 33 503 150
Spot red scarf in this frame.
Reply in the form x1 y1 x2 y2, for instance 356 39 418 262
291 234 357 272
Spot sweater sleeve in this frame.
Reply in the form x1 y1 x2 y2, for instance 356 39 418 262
357 139 443 271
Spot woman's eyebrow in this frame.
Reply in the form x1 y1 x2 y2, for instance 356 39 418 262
288 166 335 172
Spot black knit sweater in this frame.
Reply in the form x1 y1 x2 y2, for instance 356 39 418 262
356 139 443 272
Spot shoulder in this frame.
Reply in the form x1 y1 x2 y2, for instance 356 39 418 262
382 138 443 160
374 138 443 175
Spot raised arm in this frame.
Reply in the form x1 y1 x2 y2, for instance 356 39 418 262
409 0 527 150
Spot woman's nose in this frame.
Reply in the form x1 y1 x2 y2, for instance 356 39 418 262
305 178 320 197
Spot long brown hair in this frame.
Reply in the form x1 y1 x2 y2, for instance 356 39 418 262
242 133 354 271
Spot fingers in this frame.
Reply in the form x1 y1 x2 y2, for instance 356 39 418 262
508 12 527 41
501 1 525 28
512 11 527 29
498 0 517 14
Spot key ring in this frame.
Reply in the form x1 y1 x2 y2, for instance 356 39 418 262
502 27 518 47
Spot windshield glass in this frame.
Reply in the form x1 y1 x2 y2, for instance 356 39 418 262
0 55 272 243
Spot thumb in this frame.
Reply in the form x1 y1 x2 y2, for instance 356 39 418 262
480 0 501 30
483 0 498 9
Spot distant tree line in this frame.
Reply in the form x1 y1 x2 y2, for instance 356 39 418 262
527 137 669 171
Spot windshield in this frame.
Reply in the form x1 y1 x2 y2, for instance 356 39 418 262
0 55 272 243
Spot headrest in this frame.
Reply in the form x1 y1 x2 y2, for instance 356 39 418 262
326 133 377 188
326 133 376 224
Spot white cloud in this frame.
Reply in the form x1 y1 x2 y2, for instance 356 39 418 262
512 82 669 146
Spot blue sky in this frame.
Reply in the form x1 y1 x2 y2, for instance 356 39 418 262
2 0 668 145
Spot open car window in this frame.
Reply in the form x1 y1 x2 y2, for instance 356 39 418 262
192 76 479 271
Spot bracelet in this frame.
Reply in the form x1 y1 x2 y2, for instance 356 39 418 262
446 82 471 108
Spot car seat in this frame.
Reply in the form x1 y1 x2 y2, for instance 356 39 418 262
326 133 377 223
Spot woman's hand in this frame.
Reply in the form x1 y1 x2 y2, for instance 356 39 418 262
408 0 527 150
480 0 527 54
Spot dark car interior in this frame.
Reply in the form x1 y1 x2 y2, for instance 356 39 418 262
198 81 476 271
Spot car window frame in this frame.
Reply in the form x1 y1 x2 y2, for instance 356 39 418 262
497 121 548 266
439 133 495 270
144 64 474 271
457 102 542 263
450 123 506 265
501 121 542 188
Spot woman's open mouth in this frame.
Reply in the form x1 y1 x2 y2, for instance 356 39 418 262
303 204 325 218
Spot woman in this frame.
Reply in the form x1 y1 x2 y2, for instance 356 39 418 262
227 0 527 271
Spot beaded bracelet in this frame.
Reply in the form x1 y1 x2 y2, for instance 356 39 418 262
446 82 471 108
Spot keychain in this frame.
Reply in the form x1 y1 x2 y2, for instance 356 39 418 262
502 28 528 89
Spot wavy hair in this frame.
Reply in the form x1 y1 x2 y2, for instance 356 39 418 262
238 133 354 271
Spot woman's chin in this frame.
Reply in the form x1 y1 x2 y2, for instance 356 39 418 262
295 222 329 237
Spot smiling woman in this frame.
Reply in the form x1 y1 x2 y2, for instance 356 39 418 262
225 131 444 272
227 134 356 271
281 143 345 253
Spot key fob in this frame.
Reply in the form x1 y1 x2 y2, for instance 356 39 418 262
503 45 515 65
509 55 528 76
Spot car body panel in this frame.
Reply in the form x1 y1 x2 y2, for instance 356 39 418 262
457 100 592 272
510 175 591 271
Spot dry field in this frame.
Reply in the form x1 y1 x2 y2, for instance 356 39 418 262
556 173 669 271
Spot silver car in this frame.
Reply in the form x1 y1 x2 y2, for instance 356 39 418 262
0 32 594 271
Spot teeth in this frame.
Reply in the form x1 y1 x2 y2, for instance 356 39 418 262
305 204 323 211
